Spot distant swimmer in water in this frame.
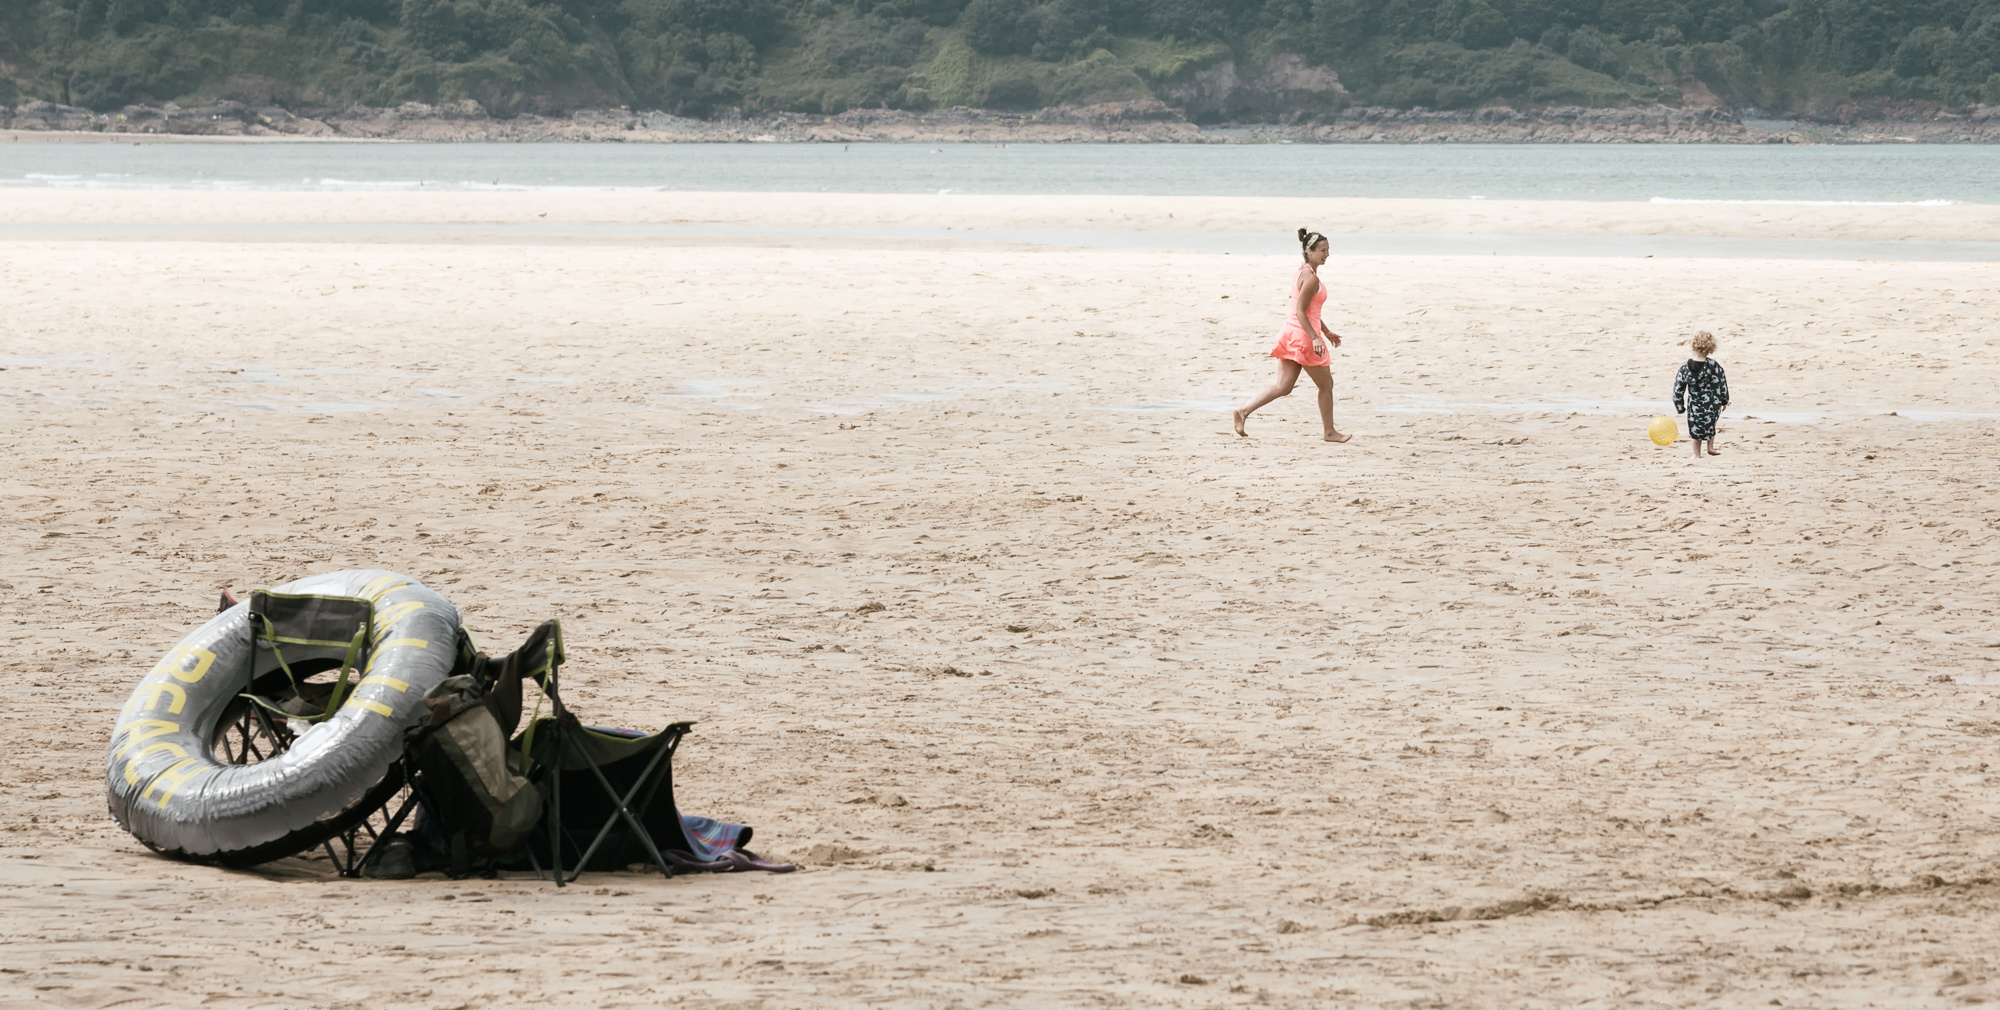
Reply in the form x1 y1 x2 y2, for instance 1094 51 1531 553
1233 228 1350 443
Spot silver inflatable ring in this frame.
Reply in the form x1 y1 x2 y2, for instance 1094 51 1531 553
107 570 461 865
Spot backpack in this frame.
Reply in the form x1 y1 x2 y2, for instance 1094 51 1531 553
413 675 542 856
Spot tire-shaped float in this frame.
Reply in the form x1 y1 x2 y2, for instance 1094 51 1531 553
107 570 461 866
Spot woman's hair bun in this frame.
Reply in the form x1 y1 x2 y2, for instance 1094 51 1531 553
1297 227 1310 243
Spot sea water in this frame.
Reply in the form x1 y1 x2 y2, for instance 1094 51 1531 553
2 141 1997 203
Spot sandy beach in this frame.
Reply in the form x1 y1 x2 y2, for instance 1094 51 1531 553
2 189 1998 1008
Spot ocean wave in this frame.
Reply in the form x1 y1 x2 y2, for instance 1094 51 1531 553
1650 197 1956 206
457 181 668 192
316 178 662 191
314 178 431 190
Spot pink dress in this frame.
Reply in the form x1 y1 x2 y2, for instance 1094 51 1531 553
1270 265 1330 367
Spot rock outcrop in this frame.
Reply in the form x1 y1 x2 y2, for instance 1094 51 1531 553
8 100 101 131
1161 53 1351 122
1295 105 1760 143
0 98 1198 142
718 100 1201 142
5 98 1999 143
1222 103 2000 143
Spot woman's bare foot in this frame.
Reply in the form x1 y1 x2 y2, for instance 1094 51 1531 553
1324 431 1353 443
1232 409 1248 437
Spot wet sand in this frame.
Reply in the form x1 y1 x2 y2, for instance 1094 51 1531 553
5 189 2000 243
2 191 1998 1008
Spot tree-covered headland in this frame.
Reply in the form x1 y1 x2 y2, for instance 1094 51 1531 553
4 0 1999 120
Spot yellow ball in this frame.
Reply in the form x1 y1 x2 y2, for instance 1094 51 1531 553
1648 415 1678 446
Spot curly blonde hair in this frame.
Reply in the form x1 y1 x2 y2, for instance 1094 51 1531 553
1690 331 1717 356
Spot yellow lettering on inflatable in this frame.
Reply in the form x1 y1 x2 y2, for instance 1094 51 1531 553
133 681 189 715
374 601 425 630
150 646 216 685
361 646 410 674
358 674 410 693
145 758 209 805
121 741 190 785
360 576 410 602
362 637 428 675
114 718 182 760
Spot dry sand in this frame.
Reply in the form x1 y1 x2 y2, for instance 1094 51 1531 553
2 190 1999 1008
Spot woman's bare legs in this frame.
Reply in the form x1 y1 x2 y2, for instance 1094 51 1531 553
1234 359 1303 436
1303 364 1350 443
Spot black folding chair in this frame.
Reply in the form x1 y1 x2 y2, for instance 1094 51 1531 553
507 619 697 884
521 715 694 883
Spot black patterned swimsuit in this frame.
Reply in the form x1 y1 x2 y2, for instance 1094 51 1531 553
1673 358 1729 440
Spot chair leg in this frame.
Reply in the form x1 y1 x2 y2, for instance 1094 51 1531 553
349 784 422 878
548 715 564 886
321 838 348 873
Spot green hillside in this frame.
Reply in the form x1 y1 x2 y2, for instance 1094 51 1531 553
4 0 1999 118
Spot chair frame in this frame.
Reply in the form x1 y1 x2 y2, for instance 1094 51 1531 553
330 761 419 878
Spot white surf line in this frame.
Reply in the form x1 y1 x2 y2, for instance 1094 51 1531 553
1650 197 1956 206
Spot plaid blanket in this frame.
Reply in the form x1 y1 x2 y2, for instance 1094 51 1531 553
677 814 747 863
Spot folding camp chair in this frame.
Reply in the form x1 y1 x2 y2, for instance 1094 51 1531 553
507 619 699 884
521 715 694 883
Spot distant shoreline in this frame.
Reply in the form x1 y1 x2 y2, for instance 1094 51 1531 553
1 129 389 144
7 99 1999 145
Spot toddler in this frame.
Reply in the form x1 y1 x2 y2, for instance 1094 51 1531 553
1672 331 1730 457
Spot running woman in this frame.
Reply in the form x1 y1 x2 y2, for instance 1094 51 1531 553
1233 228 1350 443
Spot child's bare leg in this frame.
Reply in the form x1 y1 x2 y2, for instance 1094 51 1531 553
1691 437 1703 458
1236 360 1303 436
1302 364 1349 443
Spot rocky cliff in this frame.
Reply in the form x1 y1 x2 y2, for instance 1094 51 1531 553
1159 54 1351 123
